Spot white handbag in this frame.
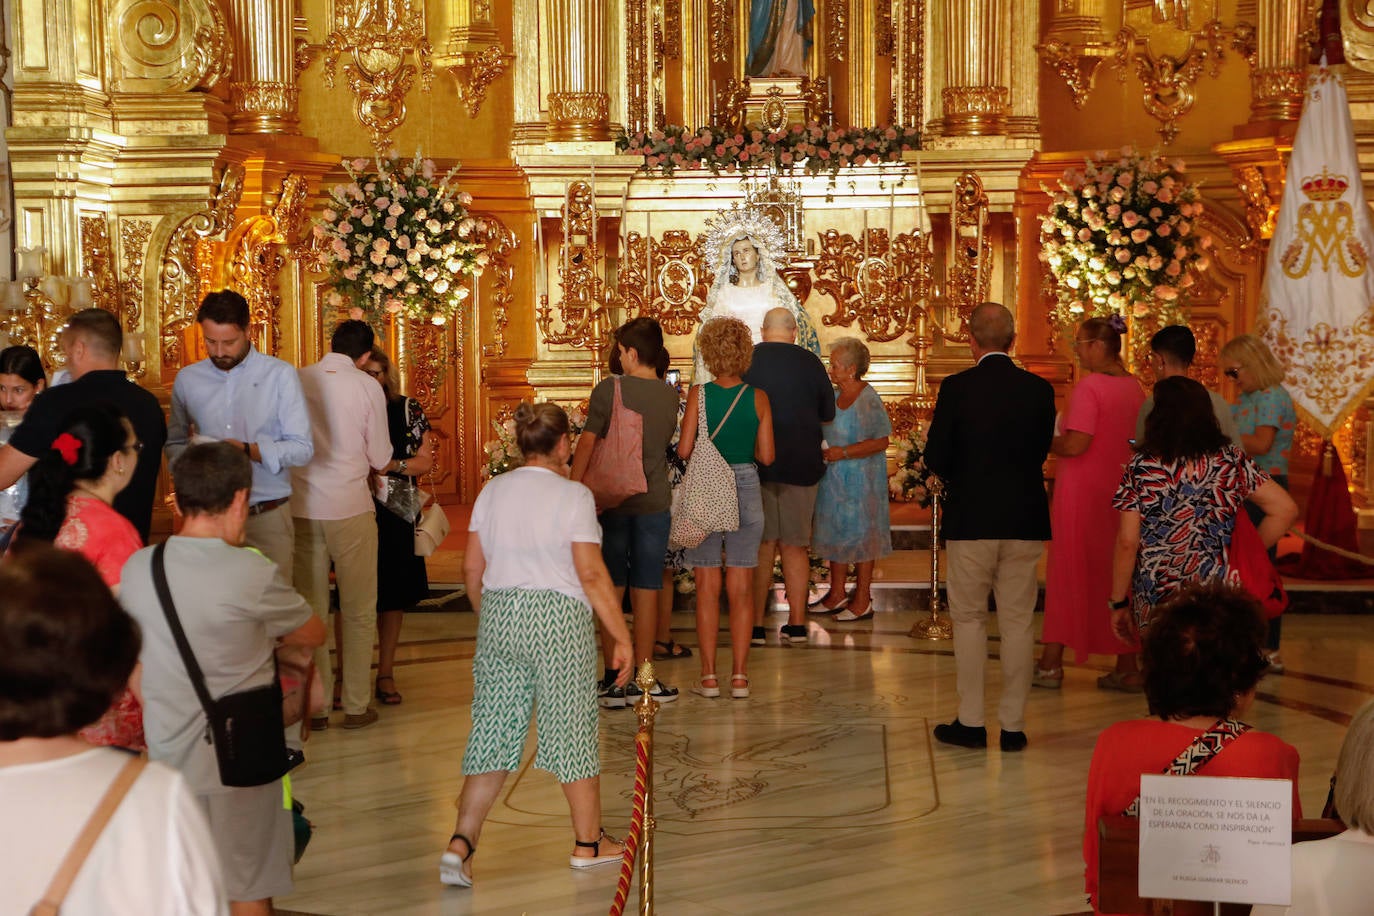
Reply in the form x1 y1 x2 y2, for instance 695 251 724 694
414 493 450 557
668 385 747 550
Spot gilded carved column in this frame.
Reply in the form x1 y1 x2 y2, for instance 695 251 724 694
846 0 880 127
547 0 611 140
1249 0 1316 124
228 0 300 134
938 0 1010 136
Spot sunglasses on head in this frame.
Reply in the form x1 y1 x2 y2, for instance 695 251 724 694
1223 367 1240 379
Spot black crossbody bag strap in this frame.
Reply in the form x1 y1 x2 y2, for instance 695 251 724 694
151 541 217 717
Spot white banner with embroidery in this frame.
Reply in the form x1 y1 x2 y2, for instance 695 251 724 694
1261 66 1374 438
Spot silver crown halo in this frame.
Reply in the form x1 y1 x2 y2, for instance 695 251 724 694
702 204 789 280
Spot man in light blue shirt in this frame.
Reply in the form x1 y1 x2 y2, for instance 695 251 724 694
166 289 312 580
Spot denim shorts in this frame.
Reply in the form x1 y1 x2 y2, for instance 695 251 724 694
600 509 671 590
683 463 764 569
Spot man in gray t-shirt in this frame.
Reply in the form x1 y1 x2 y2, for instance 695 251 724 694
121 442 324 910
1134 324 1241 446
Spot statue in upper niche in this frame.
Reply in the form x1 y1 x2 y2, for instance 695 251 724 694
746 0 815 78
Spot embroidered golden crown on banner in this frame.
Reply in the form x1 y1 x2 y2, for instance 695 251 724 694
1299 167 1349 202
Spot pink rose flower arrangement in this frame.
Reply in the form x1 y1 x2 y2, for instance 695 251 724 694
1038 146 1206 339
312 153 485 326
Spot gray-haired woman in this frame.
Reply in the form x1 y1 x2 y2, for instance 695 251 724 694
811 337 892 621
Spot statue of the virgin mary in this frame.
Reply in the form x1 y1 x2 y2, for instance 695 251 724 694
694 205 820 383
747 0 816 77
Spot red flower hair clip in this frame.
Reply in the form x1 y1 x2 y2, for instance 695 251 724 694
51 432 82 466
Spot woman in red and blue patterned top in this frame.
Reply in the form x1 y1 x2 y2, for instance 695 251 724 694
1107 376 1297 646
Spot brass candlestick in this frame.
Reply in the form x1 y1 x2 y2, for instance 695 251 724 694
909 491 952 640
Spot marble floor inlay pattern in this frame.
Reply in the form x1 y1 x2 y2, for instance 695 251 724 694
280 608 1374 915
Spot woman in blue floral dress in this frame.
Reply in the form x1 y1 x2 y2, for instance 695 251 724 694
812 338 892 621
1107 377 1297 644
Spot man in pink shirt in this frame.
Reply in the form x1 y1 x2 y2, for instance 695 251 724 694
292 320 404 730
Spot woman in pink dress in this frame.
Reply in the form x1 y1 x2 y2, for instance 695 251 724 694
16 404 145 747
1035 317 1145 691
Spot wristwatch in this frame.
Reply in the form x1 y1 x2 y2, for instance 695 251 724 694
1109 598 1130 610
396 458 408 475
242 441 251 458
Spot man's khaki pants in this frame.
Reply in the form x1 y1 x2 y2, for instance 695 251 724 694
946 539 1044 734
294 512 379 716
244 504 294 585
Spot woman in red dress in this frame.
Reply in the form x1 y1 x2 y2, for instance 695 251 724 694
17 404 144 748
1083 582 1301 915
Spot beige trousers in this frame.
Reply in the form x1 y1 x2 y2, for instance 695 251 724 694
945 539 1044 733
293 512 379 716
244 504 294 586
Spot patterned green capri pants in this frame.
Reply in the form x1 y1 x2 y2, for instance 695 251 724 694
461 587 601 784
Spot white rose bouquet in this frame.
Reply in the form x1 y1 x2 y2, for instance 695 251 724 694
313 153 487 326
481 405 586 480
888 424 941 508
1039 146 1210 337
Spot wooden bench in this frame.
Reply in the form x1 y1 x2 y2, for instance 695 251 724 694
1097 815 1345 915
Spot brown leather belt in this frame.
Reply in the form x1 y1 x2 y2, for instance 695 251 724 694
248 496 290 516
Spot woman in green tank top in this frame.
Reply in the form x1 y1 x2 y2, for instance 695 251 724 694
677 317 774 699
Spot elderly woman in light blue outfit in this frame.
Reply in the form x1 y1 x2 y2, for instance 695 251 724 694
812 337 893 621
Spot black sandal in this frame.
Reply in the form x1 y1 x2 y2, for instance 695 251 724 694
569 828 623 869
440 833 476 887
375 675 403 705
652 639 692 660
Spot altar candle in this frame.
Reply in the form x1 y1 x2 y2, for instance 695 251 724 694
888 184 895 243
535 213 547 300
590 162 598 252
711 80 717 120
644 211 653 300
826 78 833 124
561 183 570 278
862 209 869 262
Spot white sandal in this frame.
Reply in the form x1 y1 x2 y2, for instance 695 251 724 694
570 828 625 869
439 833 475 888
730 674 750 699
694 675 720 698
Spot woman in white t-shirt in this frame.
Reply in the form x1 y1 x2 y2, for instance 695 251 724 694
0 544 225 915
440 402 635 889
1252 697 1374 916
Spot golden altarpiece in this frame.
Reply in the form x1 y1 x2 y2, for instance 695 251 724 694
2 0 1370 512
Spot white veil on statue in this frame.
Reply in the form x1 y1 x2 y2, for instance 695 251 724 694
694 204 820 383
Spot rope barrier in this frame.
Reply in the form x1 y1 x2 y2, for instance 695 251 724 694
1288 527 1374 566
609 732 649 916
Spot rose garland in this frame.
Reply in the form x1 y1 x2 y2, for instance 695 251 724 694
617 123 922 177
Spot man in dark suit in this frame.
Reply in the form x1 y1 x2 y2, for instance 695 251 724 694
924 302 1055 753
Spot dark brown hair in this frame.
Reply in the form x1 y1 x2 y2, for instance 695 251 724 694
1142 581 1268 721
0 544 140 739
172 441 253 517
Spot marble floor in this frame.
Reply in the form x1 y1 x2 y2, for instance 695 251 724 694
280 607 1374 916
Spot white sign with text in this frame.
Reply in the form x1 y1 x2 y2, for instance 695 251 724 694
1138 774 1292 905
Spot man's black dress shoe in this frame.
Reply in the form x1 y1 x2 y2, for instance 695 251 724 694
1000 730 1028 752
933 719 987 748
